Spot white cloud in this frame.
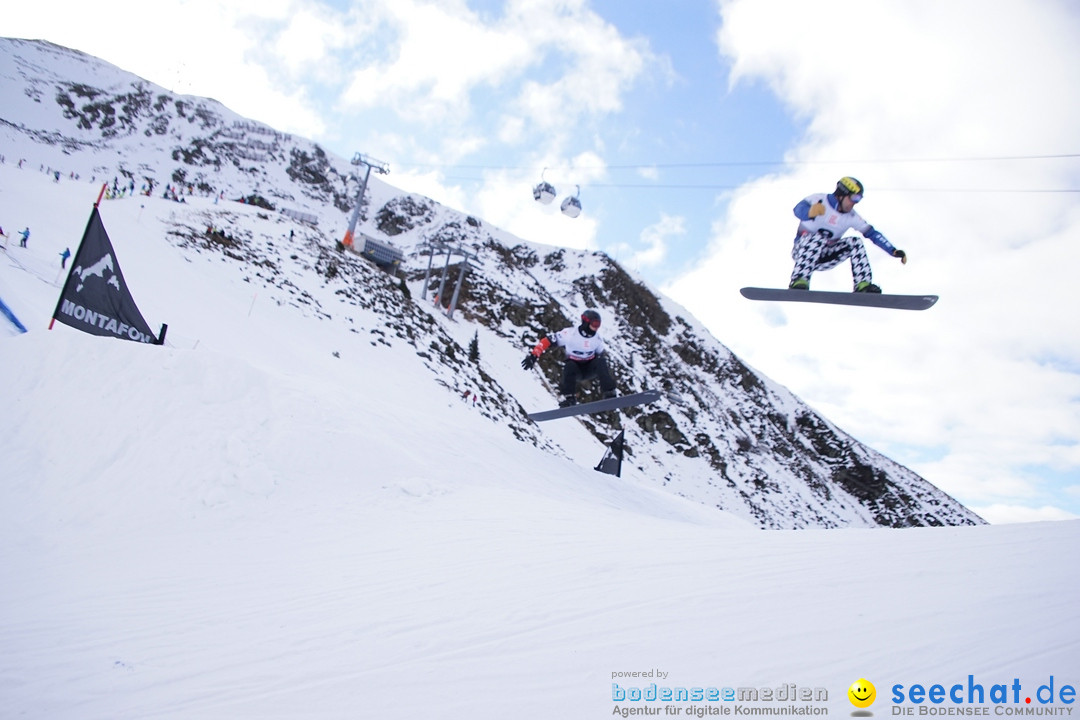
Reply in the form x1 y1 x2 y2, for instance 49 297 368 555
338 0 534 122
971 504 1079 525
331 0 657 149
497 115 526 145
630 213 685 269
331 0 653 132
263 4 354 79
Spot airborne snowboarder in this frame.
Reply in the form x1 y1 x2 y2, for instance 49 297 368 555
788 176 907 293
521 309 617 408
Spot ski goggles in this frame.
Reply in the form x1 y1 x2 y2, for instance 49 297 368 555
849 193 863 203
582 316 601 330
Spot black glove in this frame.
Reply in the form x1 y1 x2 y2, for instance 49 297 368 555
521 353 537 371
893 249 907 264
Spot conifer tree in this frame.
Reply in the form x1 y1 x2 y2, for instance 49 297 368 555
468 331 480 363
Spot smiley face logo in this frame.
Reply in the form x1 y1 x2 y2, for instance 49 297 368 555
848 679 876 708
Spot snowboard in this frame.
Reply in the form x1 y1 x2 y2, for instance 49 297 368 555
740 287 938 311
528 389 663 422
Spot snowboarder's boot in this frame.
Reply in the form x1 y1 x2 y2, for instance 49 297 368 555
558 394 578 408
855 281 882 293
789 277 810 290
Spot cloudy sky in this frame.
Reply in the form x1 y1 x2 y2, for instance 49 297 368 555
7 0 1079 523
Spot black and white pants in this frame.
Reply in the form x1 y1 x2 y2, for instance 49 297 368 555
790 232 873 288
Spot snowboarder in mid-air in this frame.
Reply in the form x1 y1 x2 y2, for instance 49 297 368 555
789 176 907 293
521 309 617 407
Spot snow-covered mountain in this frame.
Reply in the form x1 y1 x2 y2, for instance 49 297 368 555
0 37 981 529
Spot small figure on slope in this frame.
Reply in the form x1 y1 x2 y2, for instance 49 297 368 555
521 309 617 408
789 176 907 293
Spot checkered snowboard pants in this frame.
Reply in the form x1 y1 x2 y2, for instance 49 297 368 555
790 232 873 288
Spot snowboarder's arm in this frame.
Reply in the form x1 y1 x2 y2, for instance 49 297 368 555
530 336 553 357
863 226 897 255
522 335 554 370
793 198 826 222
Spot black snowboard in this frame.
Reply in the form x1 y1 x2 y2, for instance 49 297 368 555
740 287 938 311
528 390 662 422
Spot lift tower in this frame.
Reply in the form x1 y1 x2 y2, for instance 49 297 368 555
342 153 389 249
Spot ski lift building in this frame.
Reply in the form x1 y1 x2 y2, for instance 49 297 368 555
280 207 319 225
352 232 404 270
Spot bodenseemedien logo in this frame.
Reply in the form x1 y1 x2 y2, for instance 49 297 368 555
609 677 830 717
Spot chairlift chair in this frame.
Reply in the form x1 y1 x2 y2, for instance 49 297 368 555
560 185 582 218
533 181 557 204
532 168 557 204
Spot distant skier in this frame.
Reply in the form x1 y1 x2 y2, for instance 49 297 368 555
18 227 30 248
60 247 71 269
521 309 617 407
788 176 907 293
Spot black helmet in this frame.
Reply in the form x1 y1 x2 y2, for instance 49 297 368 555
579 309 601 336
835 176 864 199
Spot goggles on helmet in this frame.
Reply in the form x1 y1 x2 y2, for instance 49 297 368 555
837 176 864 197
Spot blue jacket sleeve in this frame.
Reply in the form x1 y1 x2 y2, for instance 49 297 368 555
864 227 896 254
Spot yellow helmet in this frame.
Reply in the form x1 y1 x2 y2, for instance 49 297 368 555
836 176 864 197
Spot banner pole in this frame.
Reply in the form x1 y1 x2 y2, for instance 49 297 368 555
49 198 103 329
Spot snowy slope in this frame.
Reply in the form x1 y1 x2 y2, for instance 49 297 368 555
1 324 1077 718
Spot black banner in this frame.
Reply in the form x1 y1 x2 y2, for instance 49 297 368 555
51 206 159 343
595 430 625 477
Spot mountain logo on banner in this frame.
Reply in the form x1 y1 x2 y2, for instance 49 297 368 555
51 203 163 344
73 253 120 293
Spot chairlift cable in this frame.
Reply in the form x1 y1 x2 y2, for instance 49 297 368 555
394 152 1080 173
445 174 1080 194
